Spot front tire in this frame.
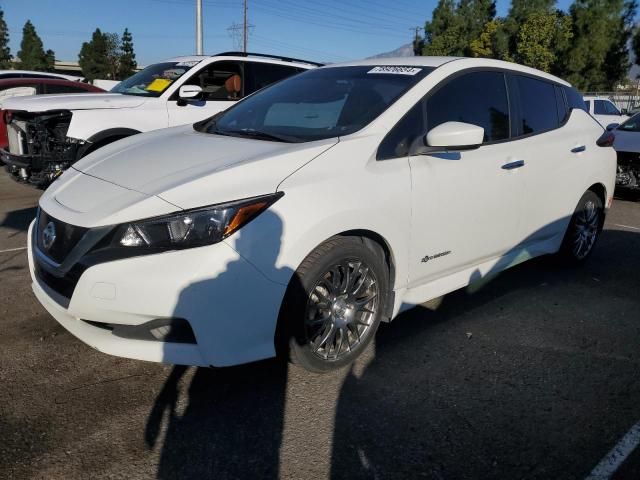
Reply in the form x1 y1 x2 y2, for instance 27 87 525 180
278 236 390 373
559 190 604 263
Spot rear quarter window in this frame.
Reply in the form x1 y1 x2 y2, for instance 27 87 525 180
564 87 588 113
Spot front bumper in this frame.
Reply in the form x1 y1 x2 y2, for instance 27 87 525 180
28 220 289 367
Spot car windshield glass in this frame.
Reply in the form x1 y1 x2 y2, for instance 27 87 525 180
618 113 640 132
111 61 199 97
195 65 433 142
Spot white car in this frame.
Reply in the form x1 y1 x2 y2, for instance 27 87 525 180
1 52 319 186
28 57 615 373
583 95 629 128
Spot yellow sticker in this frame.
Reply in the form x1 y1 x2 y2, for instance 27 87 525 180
145 78 173 92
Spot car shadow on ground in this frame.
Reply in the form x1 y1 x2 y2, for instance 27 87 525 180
146 220 640 479
0 206 37 233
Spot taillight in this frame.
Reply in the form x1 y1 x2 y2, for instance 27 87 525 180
596 131 615 147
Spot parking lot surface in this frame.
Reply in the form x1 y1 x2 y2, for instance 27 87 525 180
1 171 639 480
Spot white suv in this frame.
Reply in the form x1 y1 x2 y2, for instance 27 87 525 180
1 52 318 186
29 57 615 373
583 95 629 128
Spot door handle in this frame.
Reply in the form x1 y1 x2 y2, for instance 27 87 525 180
502 160 525 170
571 145 586 153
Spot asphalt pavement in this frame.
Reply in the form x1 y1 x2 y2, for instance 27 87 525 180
1 171 639 480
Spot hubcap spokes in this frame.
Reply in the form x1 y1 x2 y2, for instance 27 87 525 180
573 200 600 259
305 259 379 361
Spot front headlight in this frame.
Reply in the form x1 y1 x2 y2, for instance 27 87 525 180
115 193 283 249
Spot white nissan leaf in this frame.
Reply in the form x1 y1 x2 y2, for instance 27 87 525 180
29 57 616 373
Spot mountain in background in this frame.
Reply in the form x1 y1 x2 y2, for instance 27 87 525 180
367 43 415 59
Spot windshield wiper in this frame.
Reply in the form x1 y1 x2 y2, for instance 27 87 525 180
214 128 300 143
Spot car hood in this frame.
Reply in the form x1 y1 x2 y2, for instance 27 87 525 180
71 125 339 211
613 129 640 152
1 93 145 112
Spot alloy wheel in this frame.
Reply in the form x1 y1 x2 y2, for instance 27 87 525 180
304 259 379 361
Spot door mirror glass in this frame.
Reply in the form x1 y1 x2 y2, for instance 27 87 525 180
606 123 620 131
179 84 203 100
425 121 484 150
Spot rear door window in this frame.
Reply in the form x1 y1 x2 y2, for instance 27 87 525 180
514 75 559 135
245 62 304 96
426 71 510 143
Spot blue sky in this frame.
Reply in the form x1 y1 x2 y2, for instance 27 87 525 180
2 0 573 66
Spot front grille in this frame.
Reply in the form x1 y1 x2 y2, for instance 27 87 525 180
34 262 79 300
36 210 88 264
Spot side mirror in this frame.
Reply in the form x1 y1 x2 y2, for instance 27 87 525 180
425 121 484 151
606 123 619 131
621 108 628 115
178 85 203 101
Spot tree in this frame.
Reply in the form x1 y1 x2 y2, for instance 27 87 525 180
423 0 464 56
45 49 55 72
514 11 572 72
118 28 137 79
563 0 637 90
79 29 115 80
0 8 11 69
17 20 52 71
469 19 502 58
457 0 497 56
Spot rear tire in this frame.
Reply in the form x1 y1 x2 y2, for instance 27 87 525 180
558 190 604 263
277 236 390 373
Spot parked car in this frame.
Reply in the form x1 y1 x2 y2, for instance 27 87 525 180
0 78 104 151
0 70 83 81
1 52 320 187
611 113 640 191
583 95 629 128
28 57 615 373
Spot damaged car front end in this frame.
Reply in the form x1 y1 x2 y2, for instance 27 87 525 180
1 110 87 187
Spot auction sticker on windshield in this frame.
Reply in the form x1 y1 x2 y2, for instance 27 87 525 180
368 66 423 75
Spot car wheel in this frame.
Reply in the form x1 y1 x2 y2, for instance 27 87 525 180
559 190 604 263
278 236 389 373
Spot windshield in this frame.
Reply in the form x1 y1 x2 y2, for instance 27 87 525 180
618 113 640 132
195 65 433 142
111 60 200 97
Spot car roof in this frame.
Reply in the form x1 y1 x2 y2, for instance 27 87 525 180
161 52 319 69
0 70 83 81
322 56 571 86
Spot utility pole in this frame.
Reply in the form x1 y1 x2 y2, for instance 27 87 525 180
410 26 423 56
243 0 248 53
196 0 203 55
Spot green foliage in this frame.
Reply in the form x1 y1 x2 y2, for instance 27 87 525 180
514 11 573 72
423 0 464 55
424 0 496 56
563 0 637 90
421 0 636 88
79 28 137 81
0 8 11 69
118 28 137 80
17 20 53 71
469 19 502 58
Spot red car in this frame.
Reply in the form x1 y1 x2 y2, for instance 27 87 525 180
0 78 104 150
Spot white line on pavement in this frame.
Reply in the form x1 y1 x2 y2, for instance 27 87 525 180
0 246 27 254
612 223 640 232
585 421 640 480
